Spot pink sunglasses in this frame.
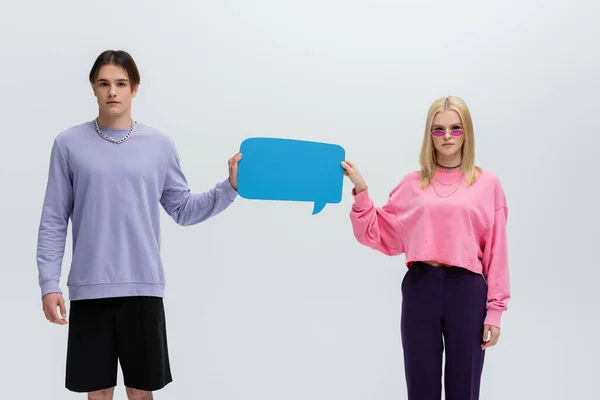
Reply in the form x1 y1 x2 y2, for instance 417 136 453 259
431 129 464 137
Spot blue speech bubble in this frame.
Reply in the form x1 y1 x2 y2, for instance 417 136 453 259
237 137 346 214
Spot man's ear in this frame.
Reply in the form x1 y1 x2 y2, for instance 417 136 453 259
91 83 97 97
132 84 139 98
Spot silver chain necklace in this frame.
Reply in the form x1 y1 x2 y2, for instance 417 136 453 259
432 175 463 198
435 176 462 186
94 118 137 144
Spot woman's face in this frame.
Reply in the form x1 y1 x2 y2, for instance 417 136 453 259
430 110 465 159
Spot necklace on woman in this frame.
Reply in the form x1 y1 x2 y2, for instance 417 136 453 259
435 161 461 172
432 175 463 198
435 175 462 186
432 161 463 198
94 118 137 144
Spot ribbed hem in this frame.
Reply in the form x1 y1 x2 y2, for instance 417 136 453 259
40 280 62 298
484 309 503 328
352 187 372 210
217 178 238 202
67 282 165 300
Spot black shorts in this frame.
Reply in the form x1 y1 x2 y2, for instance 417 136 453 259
65 296 172 393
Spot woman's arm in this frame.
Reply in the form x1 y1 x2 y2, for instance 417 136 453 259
481 178 511 328
349 187 405 256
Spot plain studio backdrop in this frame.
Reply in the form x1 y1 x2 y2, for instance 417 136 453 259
1 0 598 399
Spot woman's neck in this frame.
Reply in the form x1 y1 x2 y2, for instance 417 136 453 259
435 153 462 169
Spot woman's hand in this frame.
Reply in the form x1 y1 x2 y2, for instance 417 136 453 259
482 325 500 349
341 160 368 194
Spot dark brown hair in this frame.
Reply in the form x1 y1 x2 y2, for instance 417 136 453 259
89 50 141 88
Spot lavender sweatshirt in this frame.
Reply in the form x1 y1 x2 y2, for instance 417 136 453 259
36 121 237 300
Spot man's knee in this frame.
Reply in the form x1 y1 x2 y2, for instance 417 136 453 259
88 388 114 400
126 387 153 400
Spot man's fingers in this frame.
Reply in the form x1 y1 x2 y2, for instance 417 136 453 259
230 152 242 163
52 305 62 323
43 303 66 325
47 308 59 323
59 298 67 321
229 153 242 169
43 305 52 320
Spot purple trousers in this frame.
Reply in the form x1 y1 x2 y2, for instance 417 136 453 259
400 262 488 400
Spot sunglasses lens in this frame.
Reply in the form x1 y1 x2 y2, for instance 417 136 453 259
451 129 464 136
431 131 445 137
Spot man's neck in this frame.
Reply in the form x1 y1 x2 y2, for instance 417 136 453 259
97 112 132 129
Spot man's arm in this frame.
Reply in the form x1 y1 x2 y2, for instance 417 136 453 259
160 142 241 226
37 139 72 325
37 139 73 297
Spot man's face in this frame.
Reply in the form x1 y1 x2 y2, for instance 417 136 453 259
92 64 138 118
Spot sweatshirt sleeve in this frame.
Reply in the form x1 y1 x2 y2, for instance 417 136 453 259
481 178 511 328
36 139 74 298
160 142 238 226
349 187 405 256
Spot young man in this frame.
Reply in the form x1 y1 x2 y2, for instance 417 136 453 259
36 50 242 400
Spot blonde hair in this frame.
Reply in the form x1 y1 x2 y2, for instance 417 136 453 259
418 96 481 189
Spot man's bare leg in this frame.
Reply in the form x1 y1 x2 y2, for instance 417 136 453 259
126 387 154 400
88 387 114 400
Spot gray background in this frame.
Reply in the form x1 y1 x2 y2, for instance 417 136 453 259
1 0 598 398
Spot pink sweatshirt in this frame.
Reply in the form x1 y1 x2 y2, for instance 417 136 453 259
349 167 510 328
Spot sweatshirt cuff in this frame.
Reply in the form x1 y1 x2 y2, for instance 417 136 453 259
40 280 62 298
484 309 503 328
352 187 372 210
217 178 238 202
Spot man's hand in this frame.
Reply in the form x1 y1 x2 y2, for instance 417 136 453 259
42 292 67 325
481 324 500 349
228 152 243 191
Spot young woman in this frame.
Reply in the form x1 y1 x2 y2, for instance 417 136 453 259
341 96 510 400
36 50 242 400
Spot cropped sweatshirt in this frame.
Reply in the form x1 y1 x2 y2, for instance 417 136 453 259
349 167 510 328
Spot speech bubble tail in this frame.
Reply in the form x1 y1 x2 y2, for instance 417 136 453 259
312 202 326 215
